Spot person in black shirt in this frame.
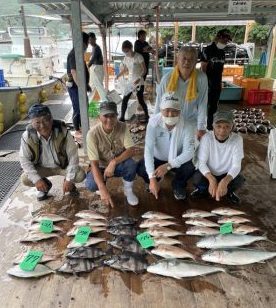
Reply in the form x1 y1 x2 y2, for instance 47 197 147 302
67 32 90 139
88 32 107 102
200 29 232 130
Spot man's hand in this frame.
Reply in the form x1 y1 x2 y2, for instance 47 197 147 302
63 180 74 194
208 177 218 199
197 130 206 140
154 163 169 178
99 186 114 208
216 176 231 201
35 179 49 192
149 178 160 199
104 159 116 179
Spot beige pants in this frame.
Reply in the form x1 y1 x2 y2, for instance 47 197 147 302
21 166 86 186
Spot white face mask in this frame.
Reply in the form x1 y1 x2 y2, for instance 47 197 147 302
216 42 226 49
162 115 179 126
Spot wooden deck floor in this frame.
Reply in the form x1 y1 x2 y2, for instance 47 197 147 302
0 104 276 308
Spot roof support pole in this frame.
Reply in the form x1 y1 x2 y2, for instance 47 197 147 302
99 25 109 91
244 21 254 44
155 5 161 84
191 22 196 42
266 25 276 78
71 0 89 152
20 5 32 58
174 20 179 66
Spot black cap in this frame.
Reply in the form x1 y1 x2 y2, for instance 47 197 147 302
28 104 52 119
217 29 232 41
99 101 118 116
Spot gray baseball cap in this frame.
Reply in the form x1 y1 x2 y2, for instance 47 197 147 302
99 101 118 115
213 111 234 124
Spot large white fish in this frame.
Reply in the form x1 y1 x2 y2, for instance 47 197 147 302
211 207 246 216
20 231 59 242
32 214 69 223
151 245 195 260
153 237 183 246
14 251 62 264
186 226 220 236
147 226 184 237
139 219 177 228
185 218 219 227
197 234 267 249
73 219 107 227
233 225 261 235
28 224 64 233
7 264 54 278
202 248 276 265
66 226 106 236
67 237 106 249
182 209 216 218
217 216 251 224
147 259 225 279
142 211 175 220
75 210 107 220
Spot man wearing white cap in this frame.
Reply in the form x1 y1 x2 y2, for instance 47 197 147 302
137 93 195 200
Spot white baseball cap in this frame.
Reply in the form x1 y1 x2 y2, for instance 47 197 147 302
160 92 181 110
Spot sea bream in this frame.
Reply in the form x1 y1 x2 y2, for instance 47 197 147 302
13 251 62 264
147 226 184 237
20 231 60 242
28 224 64 233
73 219 107 227
182 209 216 218
7 264 54 278
66 226 106 236
196 234 267 249
67 237 106 249
139 219 177 228
75 210 107 220
147 259 225 279
211 207 246 216
32 214 69 223
202 248 276 265
185 218 219 228
153 237 183 247
108 236 145 254
186 226 220 236
217 216 251 224
66 246 106 259
233 225 261 235
58 258 99 274
142 211 175 220
151 245 195 260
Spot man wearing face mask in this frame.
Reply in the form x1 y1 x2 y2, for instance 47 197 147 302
137 93 195 200
200 29 232 130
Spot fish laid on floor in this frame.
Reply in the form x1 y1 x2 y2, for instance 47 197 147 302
211 207 246 216
32 214 69 223
217 216 251 224
202 248 276 265
142 211 175 220
28 224 64 233
153 237 183 247
186 226 220 236
182 209 216 218
75 210 107 220
7 264 54 278
232 225 261 235
73 219 107 227
196 234 267 249
58 258 100 274
139 219 177 228
104 253 148 273
108 236 145 254
66 246 106 259
20 231 59 242
185 218 219 228
66 226 106 236
151 245 195 260
67 237 106 249
147 226 184 237
107 225 138 237
147 259 225 279
14 251 62 264
108 216 137 227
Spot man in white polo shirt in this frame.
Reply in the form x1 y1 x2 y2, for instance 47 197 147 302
191 110 245 204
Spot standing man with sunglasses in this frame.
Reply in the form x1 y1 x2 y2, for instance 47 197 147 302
19 104 85 201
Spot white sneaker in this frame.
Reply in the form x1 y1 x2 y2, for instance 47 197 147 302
123 180 139 206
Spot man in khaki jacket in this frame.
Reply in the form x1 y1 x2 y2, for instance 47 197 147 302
86 102 138 207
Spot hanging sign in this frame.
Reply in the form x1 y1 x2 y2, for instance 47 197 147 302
228 0 252 15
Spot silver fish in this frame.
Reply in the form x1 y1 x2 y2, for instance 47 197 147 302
217 216 251 224
108 216 137 227
185 218 219 228
14 251 62 264
182 209 216 218
73 219 107 227
197 234 267 249
147 226 184 237
233 225 261 235
108 236 145 254
202 248 276 265
151 245 195 260
211 207 246 216
67 237 106 249
139 219 177 228
58 258 99 273
107 225 137 236
66 246 106 259
7 264 54 278
142 211 175 220
66 226 106 236
75 210 107 220
28 224 64 233
20 231 59 242
147 259 225 279
32 214 69 223
153 237 183 247
186 226 220 236
104 253 148 273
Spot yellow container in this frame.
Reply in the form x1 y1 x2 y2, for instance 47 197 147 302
259 78 274 90
223 65 244 77
241 78 260 101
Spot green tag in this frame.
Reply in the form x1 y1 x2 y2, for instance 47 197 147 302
40 219 53 233
220 223 233 234
19 250 43 271
136 232 155 249
75 226 91 244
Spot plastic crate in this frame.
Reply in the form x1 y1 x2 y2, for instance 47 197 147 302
259 78 274 90
223 65 244 77
247 89 273 105
219 83 242 102
243 64 267 78
241 78 260 101
0 69 4 82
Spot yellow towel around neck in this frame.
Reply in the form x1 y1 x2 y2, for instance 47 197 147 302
166 65 198 103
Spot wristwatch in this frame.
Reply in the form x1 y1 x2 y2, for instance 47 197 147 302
166 163 172 171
